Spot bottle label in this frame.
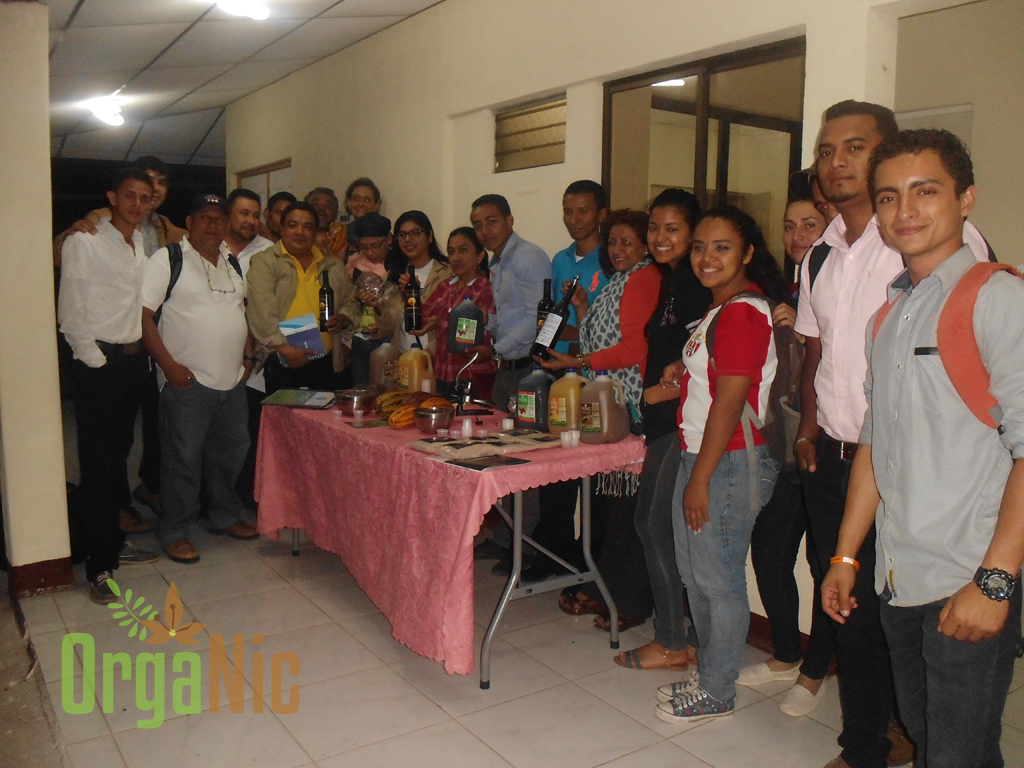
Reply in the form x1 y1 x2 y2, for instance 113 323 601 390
398 365 409 389
517 392 536 423
383 361 398 384
455 317 478 345
549 396 567 426
536 311 549 333
581 402 601 432
535 311 563 347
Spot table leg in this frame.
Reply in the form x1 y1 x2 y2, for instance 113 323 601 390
292 528 300 557
581 476 619 650
479 489 523 689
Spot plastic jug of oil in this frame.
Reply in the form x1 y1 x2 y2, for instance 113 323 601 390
547 368 584 435
579 372 629 444
397 341 435 392
514 365 554 431
369 339 401 390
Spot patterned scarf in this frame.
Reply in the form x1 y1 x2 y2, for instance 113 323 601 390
578 257 650 419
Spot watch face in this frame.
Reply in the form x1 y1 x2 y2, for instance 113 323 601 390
982 571 1013 600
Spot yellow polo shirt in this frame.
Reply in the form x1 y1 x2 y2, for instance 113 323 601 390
283 244 331 353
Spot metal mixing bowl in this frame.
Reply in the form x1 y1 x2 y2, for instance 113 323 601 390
414 406 455 434
335 388 379 416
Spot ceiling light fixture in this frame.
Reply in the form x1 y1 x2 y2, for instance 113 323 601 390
217 0 270 20
652 79 686 87
82 93 125 126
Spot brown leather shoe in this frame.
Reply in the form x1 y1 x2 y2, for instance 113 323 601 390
887 716 916 766
210 520 259 540
119 507 153 534
165 538 200 564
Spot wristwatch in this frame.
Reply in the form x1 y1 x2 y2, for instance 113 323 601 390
973 566 1017 601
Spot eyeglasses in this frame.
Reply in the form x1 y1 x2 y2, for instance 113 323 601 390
396 228 425 241
202 257 237 294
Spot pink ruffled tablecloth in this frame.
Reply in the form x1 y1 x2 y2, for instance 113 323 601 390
254 407 646 674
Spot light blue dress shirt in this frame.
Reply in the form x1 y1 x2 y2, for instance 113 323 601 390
486 231 551 360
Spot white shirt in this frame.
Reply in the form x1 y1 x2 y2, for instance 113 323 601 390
58 219 147 368
141 236 248 391
794 215 989 443
233 235 273 393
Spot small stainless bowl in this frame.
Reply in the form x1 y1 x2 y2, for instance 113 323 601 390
414 406 455 434
335 388 379 416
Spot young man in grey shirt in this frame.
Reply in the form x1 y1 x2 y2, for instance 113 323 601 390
823 129 1024 768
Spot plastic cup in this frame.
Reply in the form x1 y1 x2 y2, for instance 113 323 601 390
436 428 449 438
475 428 488 439
462 417 473 437
570 430 581 447
352 409 364 424
560 432 573 448
502 418 514 430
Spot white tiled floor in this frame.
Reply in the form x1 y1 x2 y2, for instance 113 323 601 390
20 529 1024 768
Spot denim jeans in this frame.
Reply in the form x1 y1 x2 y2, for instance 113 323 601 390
158 380 249 545
879 584 1021 768
672 445 777 703
801 441 893 768
634 432 697 651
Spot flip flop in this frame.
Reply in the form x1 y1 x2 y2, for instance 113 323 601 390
614 641 691 671
558 592 607 617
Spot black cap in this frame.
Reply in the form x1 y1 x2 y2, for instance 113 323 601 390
789 167 815 200
350 211 392 239
187 193 229 216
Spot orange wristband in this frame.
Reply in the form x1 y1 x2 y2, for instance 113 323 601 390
830 556 860 572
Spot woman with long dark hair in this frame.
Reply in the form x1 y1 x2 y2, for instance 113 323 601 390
387 210 452 355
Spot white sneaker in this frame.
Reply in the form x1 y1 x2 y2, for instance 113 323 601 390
779 678 826 716
736 660 801 686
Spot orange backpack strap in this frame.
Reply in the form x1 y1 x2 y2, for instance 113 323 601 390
871 295 899 341
937 262 1020 429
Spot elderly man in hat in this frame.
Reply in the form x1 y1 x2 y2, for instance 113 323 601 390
140 194 259 564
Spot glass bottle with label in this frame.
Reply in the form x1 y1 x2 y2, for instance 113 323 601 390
536 278 554 333
531 275 579 360
319 272 334 332
404 264 422 332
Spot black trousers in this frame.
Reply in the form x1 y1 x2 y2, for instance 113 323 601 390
137 360 161 493
72 353 148 580
750 473 836 677
235 385 264 509
801 441 894 768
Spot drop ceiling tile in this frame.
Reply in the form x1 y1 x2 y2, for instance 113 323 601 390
193 112 226 157
72 0 207 27
323 0 439 16
206 0 340 21
61 125 141 161
50 23 192 76
187 155 226 167
50 113 87 137
129 151 194 164
196 58 316 92
150 18 304 68
251 15 401 60
132 110 222 156
160 89 254 116
49 0 81 30
49 71 136 104
124 64 234 96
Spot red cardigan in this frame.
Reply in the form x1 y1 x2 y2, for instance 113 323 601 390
587 263 661 378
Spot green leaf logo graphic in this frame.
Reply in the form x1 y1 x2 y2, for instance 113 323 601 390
105 578 159 643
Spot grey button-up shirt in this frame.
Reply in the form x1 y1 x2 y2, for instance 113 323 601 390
861 246 1024 607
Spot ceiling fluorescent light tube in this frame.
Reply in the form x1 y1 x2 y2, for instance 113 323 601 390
218 0 270 20
652 79 686 87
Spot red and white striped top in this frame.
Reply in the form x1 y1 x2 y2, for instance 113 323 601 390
677 293 777 453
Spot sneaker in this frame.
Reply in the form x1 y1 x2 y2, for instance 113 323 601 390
655 686 734 724
119 507 153 534
657 669 701 702
736 660 801 686
89 572 116 604
779 678 826 717
119 540 159 565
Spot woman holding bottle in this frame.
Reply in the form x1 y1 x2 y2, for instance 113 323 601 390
656 206 789 724
411 227 497 399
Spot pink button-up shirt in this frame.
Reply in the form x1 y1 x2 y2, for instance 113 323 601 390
795 214 989 443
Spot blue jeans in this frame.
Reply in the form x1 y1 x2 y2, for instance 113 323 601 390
158 380 249 545
879 584 1021 768
672 445 777 703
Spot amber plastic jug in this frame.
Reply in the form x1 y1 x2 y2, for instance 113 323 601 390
369 339 401 390
397 345 436 392
547 369 585 435
579 372 629 444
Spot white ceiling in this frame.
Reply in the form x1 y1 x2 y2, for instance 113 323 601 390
48 0 443 166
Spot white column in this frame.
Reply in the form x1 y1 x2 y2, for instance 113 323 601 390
0 0 73 594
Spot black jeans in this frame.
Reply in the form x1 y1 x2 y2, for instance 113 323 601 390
235 384 264 509
751 473 836 677
880 584 1021 768
801 441 893 768
137 360 161 493
72 353 148 580
633 432 696 650
350 336 382 388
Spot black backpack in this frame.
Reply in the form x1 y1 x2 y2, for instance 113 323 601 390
152 242 243 324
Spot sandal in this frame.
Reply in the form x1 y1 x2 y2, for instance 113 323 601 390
593 612 645 633
614 640 691 671
558 592 607 617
